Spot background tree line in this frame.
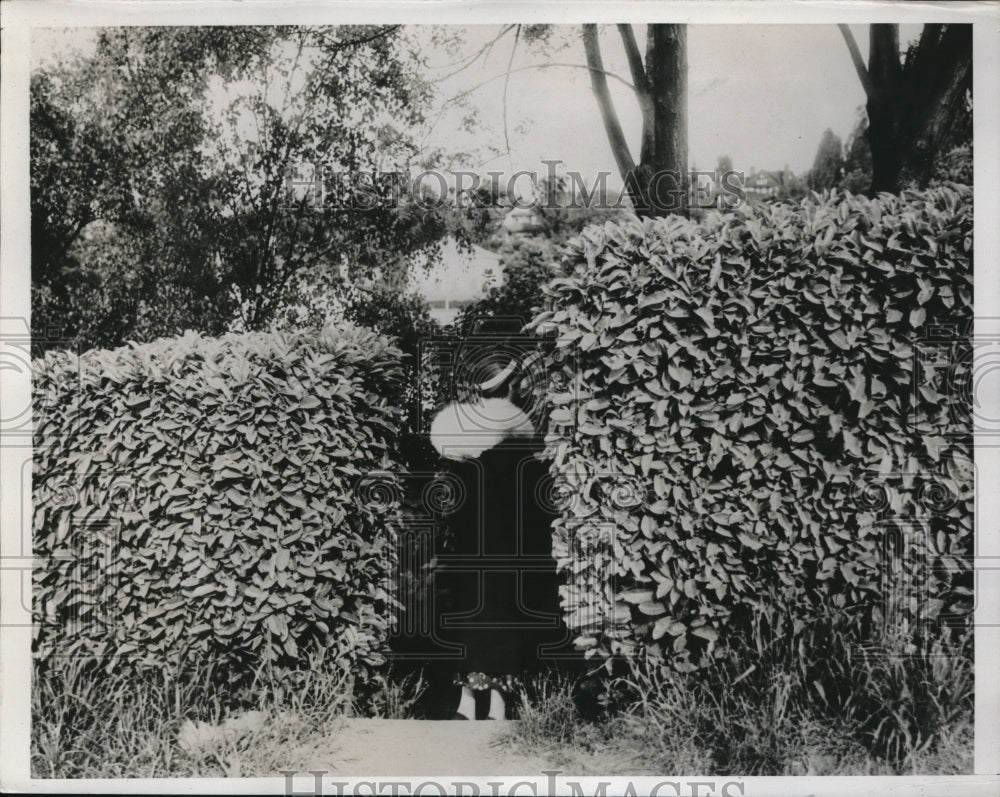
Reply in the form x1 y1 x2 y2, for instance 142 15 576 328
30 26 476 355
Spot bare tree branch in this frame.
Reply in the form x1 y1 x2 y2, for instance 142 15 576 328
619 23 656 166
428 25 518 83
439 61 635 107
417 61 634 152
582 24 636 183
838 24 876 99
502 25 521 159
617 24 649 99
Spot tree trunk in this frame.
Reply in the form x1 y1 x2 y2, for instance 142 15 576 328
896 24 972 187
840 23 972 194
644 24 688 217
866 25 903 193
583 24 688 217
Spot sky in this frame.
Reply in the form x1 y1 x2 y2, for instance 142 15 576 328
32 23 924 185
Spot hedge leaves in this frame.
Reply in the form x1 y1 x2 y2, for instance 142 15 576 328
34 322 405 692
531 187 973 670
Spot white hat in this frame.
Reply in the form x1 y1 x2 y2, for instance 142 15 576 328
478 357 518 392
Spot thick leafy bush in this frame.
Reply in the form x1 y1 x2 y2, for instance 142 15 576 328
33 322 405 693
530 187 973 669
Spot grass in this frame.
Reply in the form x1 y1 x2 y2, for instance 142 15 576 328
499 616 974 776
30 657 425 778
31 616 972 777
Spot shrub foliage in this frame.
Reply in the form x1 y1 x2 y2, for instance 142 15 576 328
530 186 973 669
33 322 405 691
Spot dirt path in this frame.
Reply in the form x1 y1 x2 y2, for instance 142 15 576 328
300 718 559 776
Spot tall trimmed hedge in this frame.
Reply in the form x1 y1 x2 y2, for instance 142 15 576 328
33 322 405 689
530 186 973 669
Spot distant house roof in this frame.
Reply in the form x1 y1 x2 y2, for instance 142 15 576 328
409 237 504 326
502 205 546 234
745 170 784 189
744 167 797 190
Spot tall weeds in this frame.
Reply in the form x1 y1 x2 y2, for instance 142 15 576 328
503 613 973 776
32 656 369 778
33 615 973 777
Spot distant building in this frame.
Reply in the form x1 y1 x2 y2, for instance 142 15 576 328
408 237 504 326
743 166 797 200
502 204 546 235
743 168 781 198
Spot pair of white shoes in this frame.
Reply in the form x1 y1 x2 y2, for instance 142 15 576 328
454 687 506 720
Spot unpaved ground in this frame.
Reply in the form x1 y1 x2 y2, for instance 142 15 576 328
294 719 663 777
299 719 559 776
180 713 665 777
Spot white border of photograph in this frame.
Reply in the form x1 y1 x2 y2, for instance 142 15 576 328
2 1 998 794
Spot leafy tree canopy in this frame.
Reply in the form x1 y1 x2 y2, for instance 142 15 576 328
31 26 464 353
